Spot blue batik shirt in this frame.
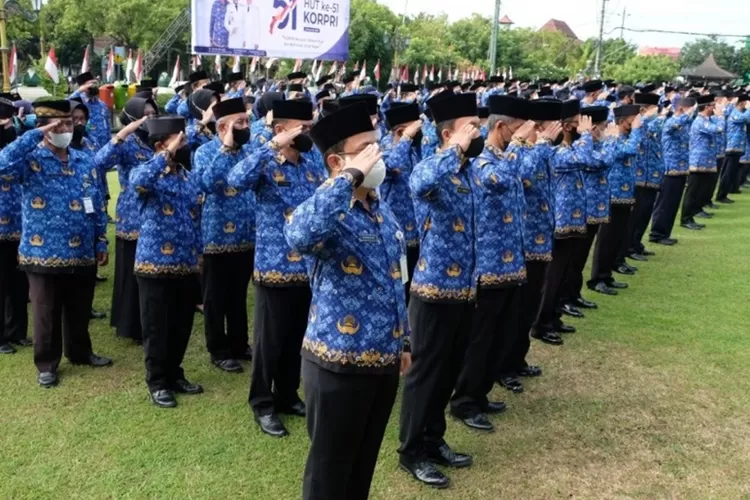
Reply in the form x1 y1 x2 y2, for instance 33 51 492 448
0 129 108 270
662 113 691 176
635 115 666 189
604 127 644 204
551 132 593 238
285 175 409 374
210 0 229 48
250 119 273 150
520 141 555 261
725 107 750 154
689 114 723 173
420 120 439 160
165 94 184 115
381 134 421 247
582 138 610 224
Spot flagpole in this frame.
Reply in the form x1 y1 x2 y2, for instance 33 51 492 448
0 3 9 92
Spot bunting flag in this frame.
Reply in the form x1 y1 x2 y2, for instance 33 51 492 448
232 56 241 73
358 61 366 82
169 55 180 87
429 64 434 81
9 43 17 84
293 58 302 72
462 71 467 83
214 54 222 77
249 56 258 73
125 50 134 83
328 60 338 75
340 60 347 75
503 67 507 79
105 47 114 82
134 49 143 83
389 65 397 82
80 45 90 75
45 46 60 84
374 59 380 82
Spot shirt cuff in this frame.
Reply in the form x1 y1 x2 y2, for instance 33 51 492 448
342 168 365 187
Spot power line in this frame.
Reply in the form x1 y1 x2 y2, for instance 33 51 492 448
617 26 750 38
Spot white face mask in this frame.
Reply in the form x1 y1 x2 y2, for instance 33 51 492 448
48 132 73 149
361 159 386 189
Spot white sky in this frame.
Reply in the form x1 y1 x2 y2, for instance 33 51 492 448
376 0 750 49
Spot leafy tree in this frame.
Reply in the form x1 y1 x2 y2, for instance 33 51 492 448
448 15 491 67
680 37 736 71
606 55 679 84
348 0 399 87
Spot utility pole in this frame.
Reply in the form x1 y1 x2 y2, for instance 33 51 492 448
594 0 607 76
489 0 501 75
619 7 627 39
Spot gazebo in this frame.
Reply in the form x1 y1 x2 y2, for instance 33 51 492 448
680 54 737 84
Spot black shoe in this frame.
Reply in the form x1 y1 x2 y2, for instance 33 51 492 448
707 202 720 209
90 308 107 320
95 274 108 282
531 331 564 345
498 376 524 393
716 198 734 204
610 280 629 289
518 365 543 377
399 458 450 489
11 338 32 347
641 249 655 256
213 358 243 373
651 237 677 245
71 354 113 367
38 371 58 388
624 262 638 272
426 444 473 468
460 413 494 432
150 389 177 408
235 347 253 361
696 211 713 219
561 303 584 318
615 264 635 275
172 378 203 395
483 401 507 414
254 413 289 437
0 342 16 354
680 221 704 230
574 297 598 309
279 401 306 417
628 253 648 262
592 282 618 296
554 322 576 334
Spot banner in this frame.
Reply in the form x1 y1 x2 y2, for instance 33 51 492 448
191 0 349 61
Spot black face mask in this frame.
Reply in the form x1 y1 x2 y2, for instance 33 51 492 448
135 125 151 146
174 145 192 170
553 132 564 146
570 128 581 142
465 136 484 158
412 130 424 145
88 86 99 98
72 125 86 146
292 133 314 153
0 126 17 147
206 122 217 135
232 127 251 147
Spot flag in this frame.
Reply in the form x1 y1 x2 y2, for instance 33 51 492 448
353 61 359 72
105 47 114 82
462 71 467 82
125 49 134 82
81 45 90 74
389 65 397 82
503 67 507 79
328 60 337 75
191 54 201 72
250 56 259 73
293 58 302 72
169 55 180 87
134 49 143 83
214 54 222 77
401 66 409 83
413 66 418 85
374 59 380 82
232 56 241 73
315 61 324 81
311 60 318 78
45 46 60 84
9 43 17 84
359 60 366 81
437 67 442 81
340 61 347 75
423 64 428 80
509 66 513 79
429 64 434 81
453 67 459 80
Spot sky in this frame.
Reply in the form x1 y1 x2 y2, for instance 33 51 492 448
376 0 750 49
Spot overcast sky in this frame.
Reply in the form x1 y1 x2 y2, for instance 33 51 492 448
376 0 750 49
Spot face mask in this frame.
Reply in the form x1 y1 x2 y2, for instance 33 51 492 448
174 145 192 169
72 124 86 145
570 128 581 142
553 132 564 146
465 136 484 158
232 127 251 147
1 126 17 146
292 133 314 153
87 86 99 98
412 130 424 144
48 132 73 149
361 159 386 189
206 122 217 134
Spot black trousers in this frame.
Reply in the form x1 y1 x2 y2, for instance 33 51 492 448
739 164 750 187
589 204 631 286
0 241 28 344
533 237 581 331
137 276 197 392
509 260 547 372
404 246 419 306
302 360 399 500
399 298 472 460
110 238 141 341
718 153 741 200
451 286 520 418
249 285 310 416
563 223 599 305
202 250 253 360
27 269 96 373
705 159 722 206
650 176 687 241
628 186 659 254
681 172 712 223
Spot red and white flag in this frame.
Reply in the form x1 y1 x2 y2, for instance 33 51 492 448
429 64 434 81
169 55 180 87
353 61 359 72
328 60 338 75
124 50 134 82
45 46 60 84
104 47 114 82
401 66 409 83
191 54 201 72
310 60 318 77
265 57 278 68
315 61 324 81
232 56 241 73
214 54 222 77
249 56 258 73
423 64 428 80
293 58 302 72
340 61 347 75
413 66 419 85
453 67 459 80
134 49 144 83
358 60 366 81
81 45 90 74
509 66 513 79
9 43 17 84
437 67 442 81
374 59 380 82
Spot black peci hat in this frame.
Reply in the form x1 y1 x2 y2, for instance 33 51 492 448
488 95 529 120
315 89 333 101
310 102 374 153
287 83 304 93
581 80 603 93
342 72 358 84
286 71 307 81
427 92 477 123
639 83 656 94
339 94 378 116
634 93 660 106
226 72 244 83
213 98 246 119
384 102 420 129
613 104 641 118
33 100 73 118
528 99 563 121
697 94 715 106
139 79 157 89
146 116 185 136
272 99 313 120
580 105 609 123
0 98 16 119
677 97 696 108
477 106 489 119
320 100 340 117
189 70 209 84
399 83 419 93
488 75 504 83
560 99 581 120
316 75 333 87
203 81 226 94
75 72 95 86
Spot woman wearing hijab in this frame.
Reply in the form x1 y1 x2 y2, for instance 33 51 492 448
186 88 221 155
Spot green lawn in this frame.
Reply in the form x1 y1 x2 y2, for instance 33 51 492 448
3 173 750 499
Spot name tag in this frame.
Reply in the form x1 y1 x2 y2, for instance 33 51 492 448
456 187 470 194
276 181 292 187
82 197 95 214
399 254 409 285
359 233 379 243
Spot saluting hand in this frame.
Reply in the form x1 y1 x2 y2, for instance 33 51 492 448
166 131 186 157
578 115 593 134
448 123 478 153
221 118 238 149
346 143 382 177
402 120 423 141
512 120 536 142
38 119 62 134
632 114 643 129
200 101 217 126
539 121 563 142
272 125 304 149
604 122 619 138
116 116 148 141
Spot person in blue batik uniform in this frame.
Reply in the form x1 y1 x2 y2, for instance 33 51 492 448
0 99 30 356
381 102 423 302
477 106 489 137
197 98 255 374
681 94 725 230
225 72 246 99
227 99 320 437
130 117 204 408
627 92 664 262
650 96 695 245
588 104 644 295
209 0 229 48
164 84 187 115
186 88 222 154
284 102 411 500
68 72 111 151
0 100 112 388
96 97 158 344
580 79 608 108
717 94 750 202
449 95 531 432
740 123 750 186
173 71 210 118
250 92 284 150
705 90 730 209
398 92 482 489
532 99 595 342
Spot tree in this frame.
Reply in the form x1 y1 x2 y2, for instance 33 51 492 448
606 55 679 84
448 15 491 68
348 0 400 87
680 37 736 71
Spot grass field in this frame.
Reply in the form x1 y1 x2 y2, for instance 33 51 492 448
2 173 750 499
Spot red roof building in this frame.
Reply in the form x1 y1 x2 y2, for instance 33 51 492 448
639 46 681 61
499 15 514 26
539 19 578 40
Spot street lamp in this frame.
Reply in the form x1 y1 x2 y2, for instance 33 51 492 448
31 0 45 55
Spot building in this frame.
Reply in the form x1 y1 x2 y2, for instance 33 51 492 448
639 47 681 61
680 53 737 84
539 19 578 41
